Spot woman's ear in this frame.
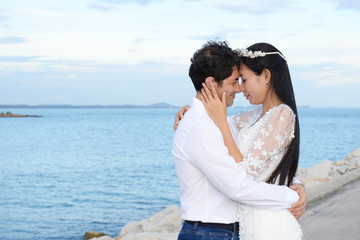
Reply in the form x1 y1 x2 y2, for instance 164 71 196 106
204 77 215 89
262 69 271 84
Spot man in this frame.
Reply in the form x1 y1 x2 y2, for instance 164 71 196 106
172 41 306 239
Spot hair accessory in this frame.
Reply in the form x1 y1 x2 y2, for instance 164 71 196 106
237 48 287 62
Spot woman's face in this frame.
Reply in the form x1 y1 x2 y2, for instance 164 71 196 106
239 63 270 105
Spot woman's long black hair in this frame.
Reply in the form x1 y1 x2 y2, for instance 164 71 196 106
241 43 300 187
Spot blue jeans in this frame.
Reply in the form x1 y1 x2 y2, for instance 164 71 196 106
178 221 239 240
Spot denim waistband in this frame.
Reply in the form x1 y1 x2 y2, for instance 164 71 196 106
184 220 239 231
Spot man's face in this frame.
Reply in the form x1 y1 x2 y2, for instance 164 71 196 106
214 66 240 107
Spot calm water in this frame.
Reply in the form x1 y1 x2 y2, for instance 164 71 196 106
0 107 359 240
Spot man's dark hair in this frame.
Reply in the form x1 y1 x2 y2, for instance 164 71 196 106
189 41 240 91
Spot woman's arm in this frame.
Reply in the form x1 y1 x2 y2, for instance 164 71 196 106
240 104 295 178
173 105 190 131
201 82 243 163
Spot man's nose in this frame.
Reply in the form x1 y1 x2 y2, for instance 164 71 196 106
234 81 241 93
239 82 244 92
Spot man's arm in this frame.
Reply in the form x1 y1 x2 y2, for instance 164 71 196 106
185 121 299 211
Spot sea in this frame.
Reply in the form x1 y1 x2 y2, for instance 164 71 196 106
0 107 359 240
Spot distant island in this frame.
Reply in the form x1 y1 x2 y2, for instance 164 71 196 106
0 102 179 109
0 111 41 118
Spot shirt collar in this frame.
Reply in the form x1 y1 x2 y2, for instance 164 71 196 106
191 98 207 113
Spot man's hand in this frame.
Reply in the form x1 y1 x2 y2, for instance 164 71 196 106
289 183 307 220
173 105 190 131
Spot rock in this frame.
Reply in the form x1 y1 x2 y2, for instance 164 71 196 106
116 205 182 240
297 149 360 187
0 112 41 117
83 231 110 240
114 149 360 239
343 149 360 162
90 236 113 240
299 160 333 178
334 149 360 175
116 232 178 240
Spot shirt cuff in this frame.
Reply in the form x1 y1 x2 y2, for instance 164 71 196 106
292 177 304 186
286 187 300 208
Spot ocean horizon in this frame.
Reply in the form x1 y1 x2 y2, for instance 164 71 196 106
0 106 359 240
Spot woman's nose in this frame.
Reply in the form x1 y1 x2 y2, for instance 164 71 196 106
239 83 244 92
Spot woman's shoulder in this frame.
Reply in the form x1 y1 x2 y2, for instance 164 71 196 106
229 106 261 130
270 104 296 122
232 106 262 118
276 103 294 114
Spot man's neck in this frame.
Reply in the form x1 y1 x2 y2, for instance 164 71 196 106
195 91 202 101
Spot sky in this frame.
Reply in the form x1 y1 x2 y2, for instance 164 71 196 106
0 0 359 108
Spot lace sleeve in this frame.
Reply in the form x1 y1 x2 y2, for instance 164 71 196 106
229 107 261 132
238 105 296 179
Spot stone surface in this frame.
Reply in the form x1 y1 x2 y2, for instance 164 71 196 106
104 148 360 240
116 205 182 240
296 148 360 189
83 231 107 240
90 236 113 240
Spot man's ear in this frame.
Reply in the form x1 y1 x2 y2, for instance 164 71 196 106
262 69 271 84
204 77 215 89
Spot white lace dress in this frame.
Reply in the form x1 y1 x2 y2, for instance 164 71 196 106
230 104 302 240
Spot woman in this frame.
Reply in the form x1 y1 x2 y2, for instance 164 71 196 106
176 43 302 239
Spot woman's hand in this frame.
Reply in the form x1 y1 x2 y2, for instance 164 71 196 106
289 183 307 221
173 105 190 131
200 82 228 128
201 82 243 163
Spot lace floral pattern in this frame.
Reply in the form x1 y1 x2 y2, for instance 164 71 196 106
230 104 296 239
230 104 295 181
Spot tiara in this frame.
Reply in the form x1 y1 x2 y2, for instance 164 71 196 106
237 48 287 62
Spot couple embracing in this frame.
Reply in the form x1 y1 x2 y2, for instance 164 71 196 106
172 41 306 239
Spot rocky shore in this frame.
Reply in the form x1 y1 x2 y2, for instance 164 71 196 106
84 148 360 240
0 111 41 117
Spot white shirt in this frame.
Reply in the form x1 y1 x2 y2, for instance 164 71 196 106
172 98 299 224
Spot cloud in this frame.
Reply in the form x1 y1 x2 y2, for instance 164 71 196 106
98 0 161 6
330 0 360 11
0 56 40 62
0 56 101 74
190 34 225 41
0 36 26 44
317 78 357 87
44 95 70 102
18 8 80 17
133 37 159 43
190 31 233 42
0 15 8 22
87 3 114 11
1 55 359 107
0 8 8 21
189 25 250 43
315 73 359 87
292 62 360 88
212 0 292 14
0 57 191 105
